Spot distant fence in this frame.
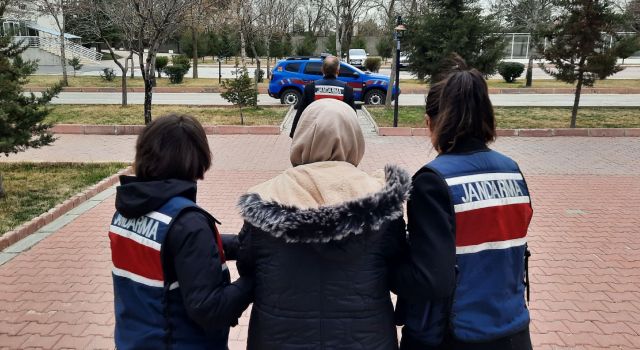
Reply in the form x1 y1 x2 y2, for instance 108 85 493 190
502 32 640 59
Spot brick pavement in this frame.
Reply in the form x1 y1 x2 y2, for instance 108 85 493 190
1 134 639 349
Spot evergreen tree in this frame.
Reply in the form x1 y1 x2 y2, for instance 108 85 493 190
538 0 623 128
0 4 62 197
221 66 258 125
404 0 506 81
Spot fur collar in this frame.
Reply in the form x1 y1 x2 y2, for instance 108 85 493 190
237 165 411 243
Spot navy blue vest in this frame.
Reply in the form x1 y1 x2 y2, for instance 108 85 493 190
109 196 229 350
403 149 533 344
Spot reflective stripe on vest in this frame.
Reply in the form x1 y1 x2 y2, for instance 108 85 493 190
314 84 345 101
421 150 532 343
109 196 229 349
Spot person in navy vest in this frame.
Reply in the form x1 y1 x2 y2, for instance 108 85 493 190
289 55 356 138
393 59 534 350
108 114 252 350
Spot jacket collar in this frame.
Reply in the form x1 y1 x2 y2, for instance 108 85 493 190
237 165 411 243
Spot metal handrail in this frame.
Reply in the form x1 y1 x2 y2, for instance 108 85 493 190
12 36 103 62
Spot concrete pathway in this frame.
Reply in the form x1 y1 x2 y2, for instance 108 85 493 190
43 91 640 107
1 134 640 349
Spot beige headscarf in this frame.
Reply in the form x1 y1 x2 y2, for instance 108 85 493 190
290 99 365 167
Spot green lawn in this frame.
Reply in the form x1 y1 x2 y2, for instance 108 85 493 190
46 105 288 125
0 163 128 235
25 75 640 91
368 106 640 129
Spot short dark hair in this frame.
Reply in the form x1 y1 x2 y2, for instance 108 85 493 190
430 68 496 153
134 114 211 181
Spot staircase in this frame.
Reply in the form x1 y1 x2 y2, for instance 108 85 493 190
14 36 103 64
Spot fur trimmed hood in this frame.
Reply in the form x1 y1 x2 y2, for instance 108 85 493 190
237 164 411 243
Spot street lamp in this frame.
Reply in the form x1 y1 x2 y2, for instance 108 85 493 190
393 16 406 128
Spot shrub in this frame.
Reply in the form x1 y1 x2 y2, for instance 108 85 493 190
172 55 192 71
364 57 382 72
155 56 169 78
497 62 525 83
68 57 83 77
100 68 116 81
164 65 187 84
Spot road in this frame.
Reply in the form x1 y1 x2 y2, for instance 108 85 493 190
45 91 640 107
36 62 640 80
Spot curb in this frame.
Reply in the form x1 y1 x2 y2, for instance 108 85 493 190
377 127 640 137
51 124 281 135
0 166 132 252
280 106 295 133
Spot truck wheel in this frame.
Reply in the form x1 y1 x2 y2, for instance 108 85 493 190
280 89 301 105
364 89 386 105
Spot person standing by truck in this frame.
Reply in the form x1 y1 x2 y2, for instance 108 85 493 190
289 55 356 138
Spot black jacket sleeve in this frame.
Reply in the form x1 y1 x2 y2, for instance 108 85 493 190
390 170 456 302
165 210 253 330
220 234 239 261
344 85 356 110
290 83 315 138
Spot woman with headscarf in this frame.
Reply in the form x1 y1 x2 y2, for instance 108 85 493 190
236 98 411 350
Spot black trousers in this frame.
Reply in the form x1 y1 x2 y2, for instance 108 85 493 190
400 326 533 350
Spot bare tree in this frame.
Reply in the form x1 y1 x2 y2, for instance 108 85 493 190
301 0 328 34
185 0 223 79
322 0 376 59
256 0 296 78
102 0 189 124
35 0 69 86
68 0 134 106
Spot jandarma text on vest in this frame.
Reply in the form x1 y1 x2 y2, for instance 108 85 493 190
112 214 160 241
460 179 524 203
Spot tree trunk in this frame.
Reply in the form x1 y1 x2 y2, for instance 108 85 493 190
336 25 342 59
121 63 128 107
240 30 247 64
266 38 271 80
59 33 68 86
251 44 261 90
140 48 156 124
144 78 153 124
192 26 199 79
0 173 5 199
525 56 534 87
385 43 396 108
130 52 135 79
571 69 584 128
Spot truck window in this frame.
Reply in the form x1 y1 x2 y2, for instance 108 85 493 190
285 63 301 72
339 65 357 78
303 62 323 75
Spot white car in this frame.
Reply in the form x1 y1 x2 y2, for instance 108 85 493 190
348 49 368 68
399 52 410 69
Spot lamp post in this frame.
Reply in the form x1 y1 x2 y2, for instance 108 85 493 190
393 16 406 128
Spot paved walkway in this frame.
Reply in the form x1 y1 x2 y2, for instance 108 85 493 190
44 92 640 106
1 134 640 349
